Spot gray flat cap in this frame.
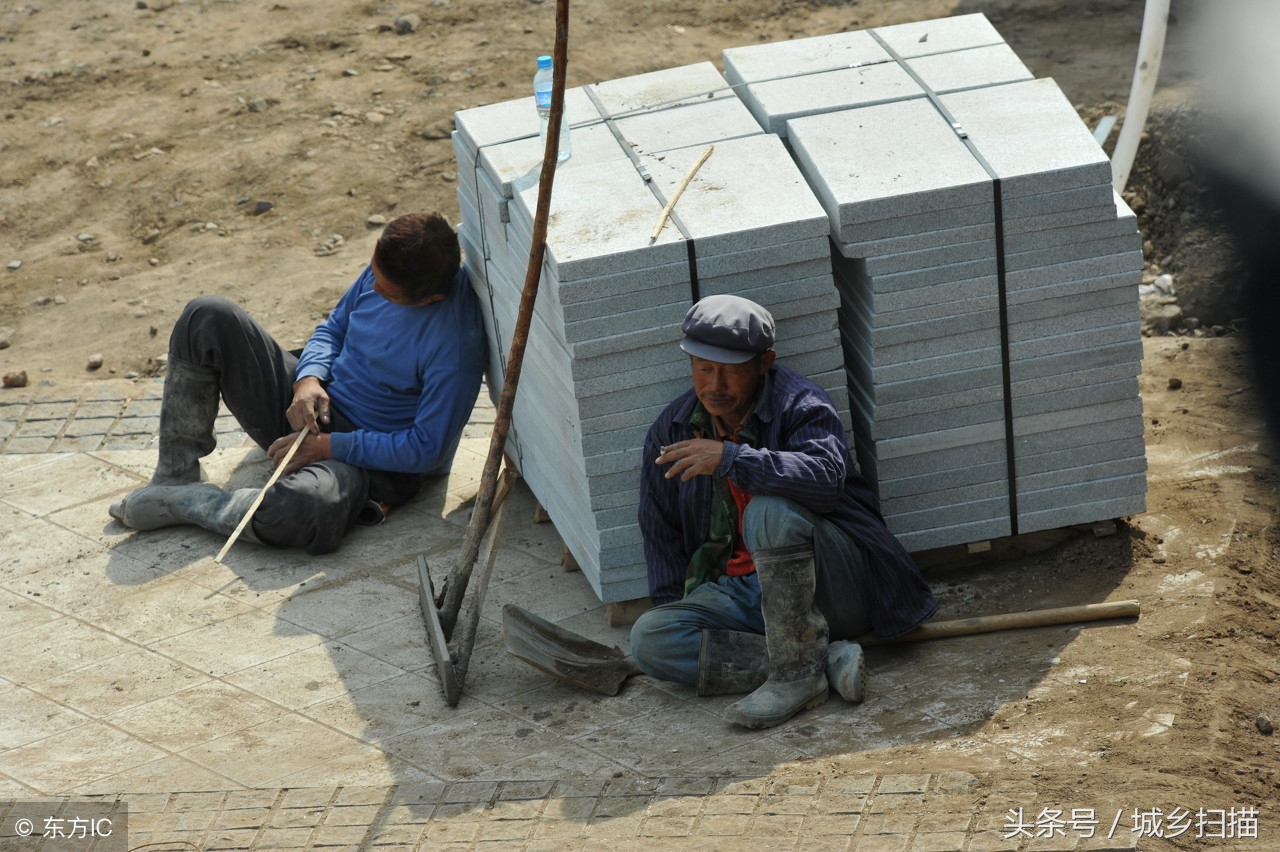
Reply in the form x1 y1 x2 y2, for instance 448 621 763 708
679 294 776 364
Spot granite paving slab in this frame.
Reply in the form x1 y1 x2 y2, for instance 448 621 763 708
722 29 890 87
874 442 1010 501
882 477 1009 517
638 134 830 253
585 61 735 117
872 12 1007 59
736 61 925 136
939 78 1112 198
905 42 1033 94
453 86 604 156
788 98 993 226
506 168 685 283
1016 454 1148 494
612 95 764 156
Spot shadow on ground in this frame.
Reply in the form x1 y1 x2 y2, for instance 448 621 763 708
1 439 1136 823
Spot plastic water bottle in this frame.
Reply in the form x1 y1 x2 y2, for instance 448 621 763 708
533 54 571 163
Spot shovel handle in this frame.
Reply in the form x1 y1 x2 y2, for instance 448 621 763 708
860 599 1140 647
435 0 570 639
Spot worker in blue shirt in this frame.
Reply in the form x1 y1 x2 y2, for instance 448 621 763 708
632 294 938 729
109 212 487 554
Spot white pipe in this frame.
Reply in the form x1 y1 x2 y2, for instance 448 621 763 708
1093 114 1117 146
1111 0 1170 193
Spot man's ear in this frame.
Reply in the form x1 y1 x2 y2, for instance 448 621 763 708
760 349 777 372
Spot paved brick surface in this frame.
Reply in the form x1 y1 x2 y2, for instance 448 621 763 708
8 774 1030 851
0 380 247 455
0 379 1249 851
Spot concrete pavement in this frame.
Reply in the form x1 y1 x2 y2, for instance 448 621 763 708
0 377 1233 850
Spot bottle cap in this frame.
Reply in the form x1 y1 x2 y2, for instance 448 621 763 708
536 55 552 69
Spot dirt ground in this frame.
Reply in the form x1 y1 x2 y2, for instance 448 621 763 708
2 0 1276 846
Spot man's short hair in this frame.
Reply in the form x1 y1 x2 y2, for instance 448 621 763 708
373 212 461 301
679 294 776 364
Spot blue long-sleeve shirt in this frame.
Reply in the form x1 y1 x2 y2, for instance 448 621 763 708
295 265 486 475
638 363 938 639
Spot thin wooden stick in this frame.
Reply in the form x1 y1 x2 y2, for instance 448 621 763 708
650 144 713 242
214 428 307 563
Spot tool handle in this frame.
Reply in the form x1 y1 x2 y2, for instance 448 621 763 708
436 0 570 639
860 599 1140 647
214 428 307 563
450 468 518 699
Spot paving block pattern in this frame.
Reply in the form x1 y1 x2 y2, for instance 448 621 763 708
0 381 249 455
10 772 1112 851
0 413 1203 851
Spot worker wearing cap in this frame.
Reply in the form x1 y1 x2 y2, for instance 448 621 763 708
631 294 938 729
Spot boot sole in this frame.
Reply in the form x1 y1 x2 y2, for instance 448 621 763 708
724 684 829 730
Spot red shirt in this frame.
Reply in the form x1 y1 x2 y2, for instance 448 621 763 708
723 436 756 576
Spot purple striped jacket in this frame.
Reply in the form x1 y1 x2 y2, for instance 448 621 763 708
638 363 938 639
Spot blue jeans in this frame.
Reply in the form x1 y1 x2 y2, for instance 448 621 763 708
630 495 873 685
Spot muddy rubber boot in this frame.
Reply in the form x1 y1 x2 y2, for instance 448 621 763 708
696 629 769 696
109 482 263 543
723 544 829 729
826 640 866 703
150 356 221 485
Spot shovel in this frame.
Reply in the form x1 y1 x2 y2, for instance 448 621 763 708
502 598 1141 695
417 0 569 706
503 604 642 696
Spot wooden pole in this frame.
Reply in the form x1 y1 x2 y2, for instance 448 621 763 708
859 599 1141 647
451 469 518 693
433 0 570 640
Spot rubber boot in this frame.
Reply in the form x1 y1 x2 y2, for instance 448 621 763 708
150 356 220 485
723 544 829 729
826 640 866 703
109 482 263 543
696 629 769 696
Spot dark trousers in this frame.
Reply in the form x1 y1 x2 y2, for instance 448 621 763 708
171 295 419 554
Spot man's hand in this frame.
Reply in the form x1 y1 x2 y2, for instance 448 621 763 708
657 438 724 481
268 430 332 475
288 376 330 434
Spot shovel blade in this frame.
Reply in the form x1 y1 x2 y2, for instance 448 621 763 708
502 604 640 696
419 555 461 706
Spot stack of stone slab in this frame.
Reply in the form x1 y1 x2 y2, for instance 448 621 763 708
453 12 1147 600
453 64 849 603
723 14 1146 551
722 14 1034 140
